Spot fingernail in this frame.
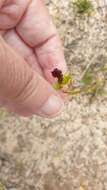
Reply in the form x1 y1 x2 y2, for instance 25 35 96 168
39 95 64 117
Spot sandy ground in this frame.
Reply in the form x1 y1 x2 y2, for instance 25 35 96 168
0 0 107 189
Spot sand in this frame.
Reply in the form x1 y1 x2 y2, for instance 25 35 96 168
0 0 107 189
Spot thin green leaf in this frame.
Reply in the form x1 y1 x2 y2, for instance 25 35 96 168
81 70 93 85
62 74 72 85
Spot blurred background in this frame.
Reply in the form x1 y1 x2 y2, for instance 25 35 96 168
0 0 107 189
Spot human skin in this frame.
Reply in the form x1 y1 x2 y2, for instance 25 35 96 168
0 0 67 118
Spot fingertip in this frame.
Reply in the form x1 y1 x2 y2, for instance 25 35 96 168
35 35 68 82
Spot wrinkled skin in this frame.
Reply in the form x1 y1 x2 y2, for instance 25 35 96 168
0 0 67 117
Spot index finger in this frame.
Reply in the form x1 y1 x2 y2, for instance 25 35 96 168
16 0 67 82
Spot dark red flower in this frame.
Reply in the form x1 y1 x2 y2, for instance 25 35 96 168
52 68 63 83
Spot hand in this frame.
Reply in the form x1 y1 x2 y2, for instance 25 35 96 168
0 0 67 118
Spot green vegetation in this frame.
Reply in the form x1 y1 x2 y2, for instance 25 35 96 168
73 0 94 15
52 63 107 100
53 74 72 90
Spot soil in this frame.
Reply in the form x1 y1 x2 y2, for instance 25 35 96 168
0 0 107 189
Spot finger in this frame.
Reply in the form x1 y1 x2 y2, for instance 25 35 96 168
35 35 67 82
16 0 67 82
0 0 30 29
0 36 64 118
4 29 43 75
0 0 6 8
0 30 6 35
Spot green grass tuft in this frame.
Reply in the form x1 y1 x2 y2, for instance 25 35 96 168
73 0 94 15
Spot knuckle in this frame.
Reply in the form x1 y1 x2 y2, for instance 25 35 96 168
0 0 30 29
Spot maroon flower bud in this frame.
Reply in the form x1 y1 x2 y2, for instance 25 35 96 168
52 68 63 83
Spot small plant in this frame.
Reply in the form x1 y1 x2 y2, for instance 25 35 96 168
73 0 94 15
52 68 72 90
52 64 107 100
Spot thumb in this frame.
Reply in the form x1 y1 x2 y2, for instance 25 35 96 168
0 36 64 117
